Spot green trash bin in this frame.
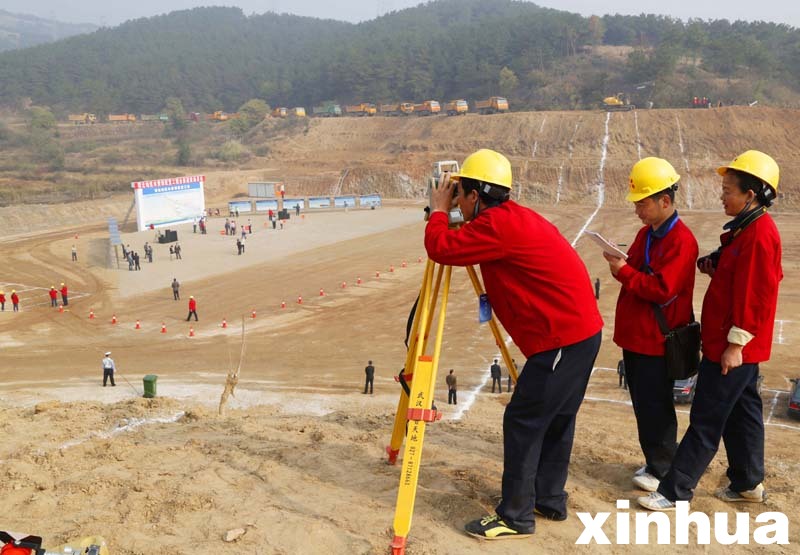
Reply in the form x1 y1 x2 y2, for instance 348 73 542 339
143 374 158 398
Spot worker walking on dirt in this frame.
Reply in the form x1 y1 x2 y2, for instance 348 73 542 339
171 278 180 300
187 295 198 321
426 148 603 539
102 351 116 387
490 359 502 393
639 151 783 512
363 360 375 394
49 286 58 307
60 283 69 306
0 290 5 311
446 369 457 405
71 244 77 262
10 290 19 312
603 157 698 493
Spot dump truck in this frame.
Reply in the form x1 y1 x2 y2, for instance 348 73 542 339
602 93 634 111
68 113 96 125
413 100 441 116
271 107 288 118
344 103 377 116
474 97 509 115
291 107 306 117
445 99 468 116
379 103 414 116
312 104 342 117
207 111 233 121
108 114 136 123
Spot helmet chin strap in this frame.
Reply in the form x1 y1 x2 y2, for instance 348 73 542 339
473 198 481 220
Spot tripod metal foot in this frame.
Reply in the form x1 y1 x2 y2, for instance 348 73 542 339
390 535 407 555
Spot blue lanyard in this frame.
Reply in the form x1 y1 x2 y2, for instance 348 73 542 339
645 215 679 267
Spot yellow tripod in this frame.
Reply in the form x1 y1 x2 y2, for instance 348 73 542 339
387 258 519 555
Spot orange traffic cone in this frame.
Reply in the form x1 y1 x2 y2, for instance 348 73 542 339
390 265 394 272
357 276 362 286
111 314 117 325
89 309 95 319
189 327 195 337
297 295 303 304
58 304 64 313
161 322 167 333
402 260 407 268
251 309 257 319
341 281 347 289
418 256 423 263
281 301 286 309
375 271 380 279
135 320 141 330
221 318 228 329
319 288 325 297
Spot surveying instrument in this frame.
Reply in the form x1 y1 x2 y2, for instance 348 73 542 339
386 161 520 555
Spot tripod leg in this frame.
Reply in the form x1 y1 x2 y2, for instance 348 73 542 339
391 266 451 555
387 260 439 463
465 265 519 384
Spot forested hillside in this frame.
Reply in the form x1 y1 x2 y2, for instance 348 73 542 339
0 0 799 113
0 10 96 52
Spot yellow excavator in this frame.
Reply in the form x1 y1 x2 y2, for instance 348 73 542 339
603 92 635 111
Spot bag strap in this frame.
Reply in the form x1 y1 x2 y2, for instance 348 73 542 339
644 262 695 335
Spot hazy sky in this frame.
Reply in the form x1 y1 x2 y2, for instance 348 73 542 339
4 0 799 28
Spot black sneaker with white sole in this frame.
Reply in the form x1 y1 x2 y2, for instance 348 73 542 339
464 514 534 540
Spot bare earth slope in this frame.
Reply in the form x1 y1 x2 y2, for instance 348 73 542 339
1 106 800 553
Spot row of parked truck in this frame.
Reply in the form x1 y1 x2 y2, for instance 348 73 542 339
272 97 509 118
66 97 509 126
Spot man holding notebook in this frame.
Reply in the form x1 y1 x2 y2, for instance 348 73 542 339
603 157 698 493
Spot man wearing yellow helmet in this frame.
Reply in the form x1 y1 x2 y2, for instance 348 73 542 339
426 149 603 539
639 150 783 511
605 157 698 494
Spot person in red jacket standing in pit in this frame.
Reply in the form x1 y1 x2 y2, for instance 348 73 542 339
639 150 783 512
11 290 20 312
0 290 5 311
425 149 603 540
603 158 698 493
59 282 68 306
186 295 198 321
49 286 59 308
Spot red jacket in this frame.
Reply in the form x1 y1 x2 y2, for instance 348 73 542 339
701 212 782 363
49 289 58 299
0 294 5 303
425 201 603 357
11 293 19 304
613 215 698 356
189 298 197 311
60 286 68 296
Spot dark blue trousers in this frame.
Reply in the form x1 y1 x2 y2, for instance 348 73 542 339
496 332 601 531
623 350 678 479
658 357 764 501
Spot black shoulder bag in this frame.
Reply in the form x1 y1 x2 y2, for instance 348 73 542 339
644 221 700 380
652 304 700 380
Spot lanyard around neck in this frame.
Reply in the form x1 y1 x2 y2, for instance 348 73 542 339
645 216 679 267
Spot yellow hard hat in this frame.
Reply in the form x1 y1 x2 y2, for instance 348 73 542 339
11 289 15 293
717 150 779 193
452 149 513 189
627 157 680 202
61 282 65 286
51 285 55 289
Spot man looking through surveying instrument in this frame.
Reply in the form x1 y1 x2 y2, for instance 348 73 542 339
425 148 603 539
